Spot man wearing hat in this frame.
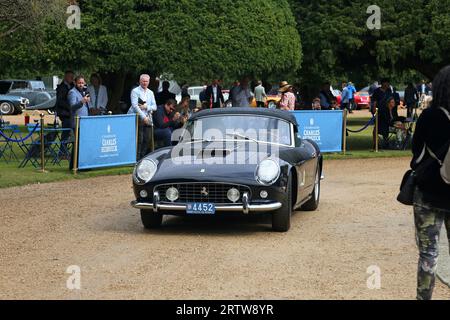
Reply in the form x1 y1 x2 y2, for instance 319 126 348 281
278 81 296 111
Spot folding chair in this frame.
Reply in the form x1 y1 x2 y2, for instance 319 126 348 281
385 120 414 150
48 128 73 166
0 125 21 163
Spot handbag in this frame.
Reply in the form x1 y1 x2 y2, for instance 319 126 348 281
397 170 416 205
397 143 426 206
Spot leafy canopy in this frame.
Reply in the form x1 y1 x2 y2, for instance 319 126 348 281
3 0 302 83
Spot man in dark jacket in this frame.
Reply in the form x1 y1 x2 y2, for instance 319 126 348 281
153 99 183 147
205 79 225 109
155 81 176 106
404 82 419 118
56 71 74 132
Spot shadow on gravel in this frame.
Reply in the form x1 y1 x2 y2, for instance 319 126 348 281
99 210 309 236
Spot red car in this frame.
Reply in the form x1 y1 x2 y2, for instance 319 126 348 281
333 89 370 109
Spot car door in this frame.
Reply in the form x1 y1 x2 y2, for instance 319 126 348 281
293 128 321 206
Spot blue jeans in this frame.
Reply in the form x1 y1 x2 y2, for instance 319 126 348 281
154 127 172 147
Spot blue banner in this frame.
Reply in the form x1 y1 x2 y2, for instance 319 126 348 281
291 110 344 153
78 114 137 170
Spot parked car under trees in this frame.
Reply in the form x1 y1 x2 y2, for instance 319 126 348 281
0 80 56 114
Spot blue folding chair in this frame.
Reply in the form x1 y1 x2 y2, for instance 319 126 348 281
0 124 21 163
18 123 43 168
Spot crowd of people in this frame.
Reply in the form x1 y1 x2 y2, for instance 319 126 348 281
125 75 304 159
54 69 436 159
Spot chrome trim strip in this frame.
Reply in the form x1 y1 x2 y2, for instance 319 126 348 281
242 192 249 214
131 201 282 213
153 191 159 213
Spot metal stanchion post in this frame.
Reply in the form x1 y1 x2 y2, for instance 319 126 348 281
342 109 348 155
73 116 80 175
375 108 379 153
135 114 139 161
151 124 155 153
40 113 45 172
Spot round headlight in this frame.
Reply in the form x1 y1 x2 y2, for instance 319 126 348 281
227 188 240 203
256 159 280 185
135 159 157 184
166 187 179 202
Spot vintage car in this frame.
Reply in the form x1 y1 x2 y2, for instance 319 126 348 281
0 94 29 115
131 108 322 232
0 80 56 113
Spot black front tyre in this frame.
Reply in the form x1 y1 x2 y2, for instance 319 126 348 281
140 210 163 229
301 168 321 211
272 174 292 232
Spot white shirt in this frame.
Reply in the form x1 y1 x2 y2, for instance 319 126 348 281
212 85 218 103
128 86 157 120
87 85 108 109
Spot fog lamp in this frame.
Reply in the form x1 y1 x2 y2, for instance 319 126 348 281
166 187 179 202
227 188 240 203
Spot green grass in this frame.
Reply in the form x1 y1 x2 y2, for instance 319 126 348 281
0 162 133 189
0 116 412 188
324 116 412 160
0 124 133 188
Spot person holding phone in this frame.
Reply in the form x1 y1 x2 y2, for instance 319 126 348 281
68 75 90 129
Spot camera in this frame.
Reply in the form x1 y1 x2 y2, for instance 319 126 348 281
82 85 90 98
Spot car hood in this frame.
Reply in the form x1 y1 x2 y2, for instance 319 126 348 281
148 141 287 183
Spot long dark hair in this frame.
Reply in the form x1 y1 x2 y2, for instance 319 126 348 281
432 65 450 112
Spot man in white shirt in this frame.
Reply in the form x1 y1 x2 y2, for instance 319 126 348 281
87 73 108 115
205 79 225 109
128 74 157 159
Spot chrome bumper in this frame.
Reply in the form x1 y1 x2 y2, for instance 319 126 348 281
130 201 282 214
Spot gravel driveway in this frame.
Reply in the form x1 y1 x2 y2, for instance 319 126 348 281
0 158 449 299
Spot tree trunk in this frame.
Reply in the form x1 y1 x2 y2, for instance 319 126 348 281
100 71 128 114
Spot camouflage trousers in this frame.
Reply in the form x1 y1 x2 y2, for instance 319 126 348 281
414 188 450 300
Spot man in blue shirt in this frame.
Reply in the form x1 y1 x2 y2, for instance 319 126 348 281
68 75 90 128
67 75 90 170
340 82 352 113
347 82 357 112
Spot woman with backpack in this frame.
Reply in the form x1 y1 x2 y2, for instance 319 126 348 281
411 65 450 300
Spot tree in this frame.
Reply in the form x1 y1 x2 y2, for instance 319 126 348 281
0 0 65 38
289 0 450 100
35 0 302 111
0 0 67 78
